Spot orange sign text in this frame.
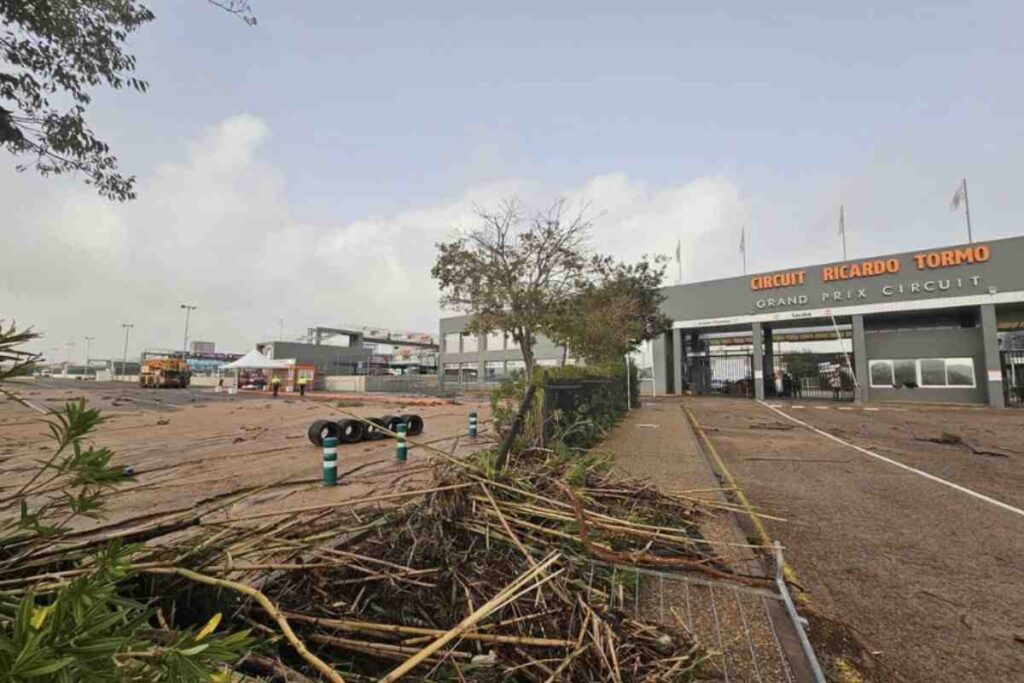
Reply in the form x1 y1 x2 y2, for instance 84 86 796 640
750 271 806 291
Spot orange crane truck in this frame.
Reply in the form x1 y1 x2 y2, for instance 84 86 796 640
139 358 191 388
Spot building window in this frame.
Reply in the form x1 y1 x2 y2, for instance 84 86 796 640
919 359 947 387
444 333 461 353
869 360 893 387
461 333 479 353
485 331 505 351
536 359 558 367
869 358 975 389
506 359 526 377
893 360 917 387
506 335 520 351
484 361 505 380
460 362 478 382
946 358 976 386
443 363 460 380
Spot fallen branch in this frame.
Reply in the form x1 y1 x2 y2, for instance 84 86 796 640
145 567 345 683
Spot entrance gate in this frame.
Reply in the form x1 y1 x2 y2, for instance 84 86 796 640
687 354 754 398
1002 350 1024 408
769 352 855 402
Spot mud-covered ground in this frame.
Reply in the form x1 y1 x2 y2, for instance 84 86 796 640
1 379 491 535
687 397 1024 682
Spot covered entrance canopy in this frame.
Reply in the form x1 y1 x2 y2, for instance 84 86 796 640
654 236 1024 407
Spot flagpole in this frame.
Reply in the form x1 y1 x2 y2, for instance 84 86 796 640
962 178 973 243
840 205 847 260
741 226 747 275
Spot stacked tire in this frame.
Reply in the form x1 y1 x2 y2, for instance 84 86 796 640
306 414 422 447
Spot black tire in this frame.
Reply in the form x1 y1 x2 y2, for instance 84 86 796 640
400 413 424 436
364 417 389 440
307 419 339 447
337 419 365 444
385 414 406 433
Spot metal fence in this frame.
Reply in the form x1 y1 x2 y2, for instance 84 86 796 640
1002 350 1024 408
688 355 755 398
540 377 629 445
365 374 441 394
769 353 855 402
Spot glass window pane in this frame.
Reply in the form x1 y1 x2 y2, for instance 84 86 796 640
485 331 505 351
484 361 505 380
920 359 946 386
869 361 893 387
461 333 478 353
536 359 558 367
506 335 520 351
893 360 917 387
443 363 460 379
506 360 525 377
460 362 478 381
444 333 460 353
946 358 974 386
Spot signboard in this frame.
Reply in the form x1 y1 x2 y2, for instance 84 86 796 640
660 236 1024 328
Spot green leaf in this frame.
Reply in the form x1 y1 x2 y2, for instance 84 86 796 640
19 656 75 676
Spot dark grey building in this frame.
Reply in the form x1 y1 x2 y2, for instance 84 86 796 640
259 339 371 376
653 235 1024 407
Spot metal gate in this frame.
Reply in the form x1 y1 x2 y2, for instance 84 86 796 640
1002 350 1024 408
769 352 855 402
688 355 754 398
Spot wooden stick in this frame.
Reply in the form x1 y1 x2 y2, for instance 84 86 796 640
283 611 573 647
211 483 473 523
145 567 345 683
379 553 561 682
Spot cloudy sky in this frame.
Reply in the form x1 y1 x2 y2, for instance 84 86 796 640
3 1 1023 362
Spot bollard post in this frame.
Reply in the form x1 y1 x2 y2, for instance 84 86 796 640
468 410 478 437
322 436 338 486
396 423 408 462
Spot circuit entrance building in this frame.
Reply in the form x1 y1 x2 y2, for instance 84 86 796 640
653 235 1024 407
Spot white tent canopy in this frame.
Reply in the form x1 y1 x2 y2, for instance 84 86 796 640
220 349 291 370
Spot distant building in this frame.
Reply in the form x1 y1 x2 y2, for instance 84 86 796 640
190 340 216 355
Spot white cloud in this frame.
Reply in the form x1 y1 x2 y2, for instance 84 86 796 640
1 115 746 362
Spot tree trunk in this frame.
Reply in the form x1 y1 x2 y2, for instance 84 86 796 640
494 381 537 471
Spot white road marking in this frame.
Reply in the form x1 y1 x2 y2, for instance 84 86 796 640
637 423 660 429
863 407 880 411
838 407 853 411
758 400 1024 519
815 406 830 410
791 405 805 409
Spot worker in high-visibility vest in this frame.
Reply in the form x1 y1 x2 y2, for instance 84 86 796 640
271 374 282 397
298 375 308 397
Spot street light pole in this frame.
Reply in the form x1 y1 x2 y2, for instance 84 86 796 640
64 342 75 375
84 336 94 376
121 324 134 383
180 303 197 359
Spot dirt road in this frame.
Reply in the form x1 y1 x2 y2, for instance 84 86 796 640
687 398 1024 682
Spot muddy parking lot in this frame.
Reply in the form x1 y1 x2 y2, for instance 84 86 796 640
1 379 492 535
687 397 1024 682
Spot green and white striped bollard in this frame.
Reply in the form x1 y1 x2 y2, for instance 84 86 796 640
322 436 338 486
396 423 408 462
468 410 477 437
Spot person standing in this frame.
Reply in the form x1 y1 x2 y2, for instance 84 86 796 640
271 374 282 398
298 375 308 397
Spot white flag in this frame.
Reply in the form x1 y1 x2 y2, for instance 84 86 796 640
739 226 746 254
950 179 966 211
838 205 845 236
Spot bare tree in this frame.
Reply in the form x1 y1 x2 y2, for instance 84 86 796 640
432 198 592 376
